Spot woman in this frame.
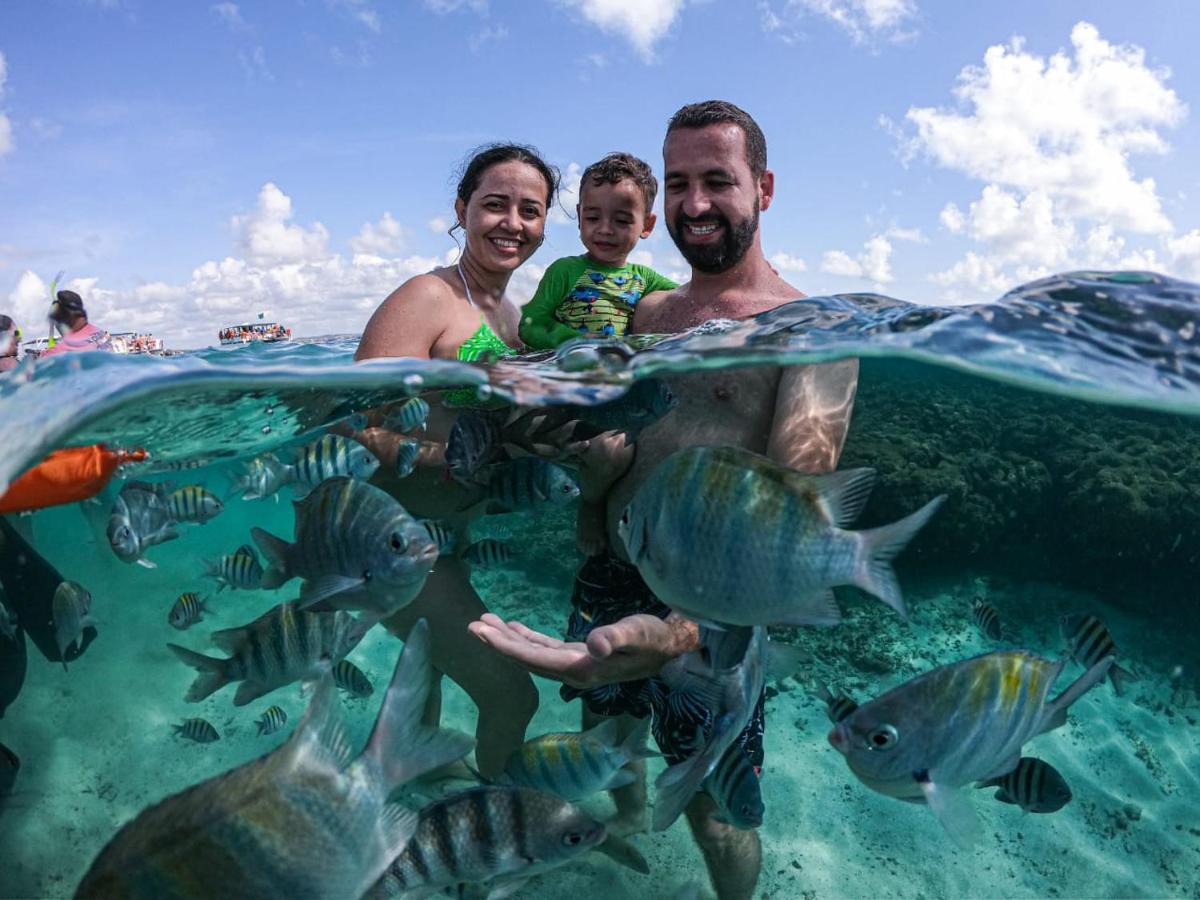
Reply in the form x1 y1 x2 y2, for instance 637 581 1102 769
354 144 558 776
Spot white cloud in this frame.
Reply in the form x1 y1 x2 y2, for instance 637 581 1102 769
769 251 808 273
904 22 1185 235
928 252 1013 302
558 0 686 61
884 225 924 243
939 202 964 233
424 0 488 11
957 186 1075 268
232 183 330 266
349 212 408 255
327 0 381 32
428 216 451 233
628 249 654 267
469 24 508 51
1167 230 1200 281
820 235 893 282
761 0 917 45
238 45 273 81
0 52 13 158
550 162 583 226
210 3 247 30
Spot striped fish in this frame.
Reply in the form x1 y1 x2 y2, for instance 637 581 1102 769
173 718 219 743
829 650 1113 846
166 485 224 524
421 520 457 556
168 592 209 630
1060 613 1136 696
255 705 288 736
971 597 1003 641
234 453 290 501
290 434 380 491
382 398 430 434
813 683 858 724
52 581 96 672
463 539 513 567
396 439 421 478
479 458 579 513
703 747 763 829
977 756 1071 814
368 786 606 898
77 619 474 900
445 409 504 485
333 659 374 698
203 545 264 591
167 601 373 706
502 718 656 801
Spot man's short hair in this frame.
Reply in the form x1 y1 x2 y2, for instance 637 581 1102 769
55 290 85 313
665 100 767 178
579 152 658 216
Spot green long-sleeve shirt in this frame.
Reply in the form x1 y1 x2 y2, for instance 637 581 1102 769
519 255 678 349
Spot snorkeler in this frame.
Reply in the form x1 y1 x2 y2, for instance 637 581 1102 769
470 101 860 900
40 290 113 357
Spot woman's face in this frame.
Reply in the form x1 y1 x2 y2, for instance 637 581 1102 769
456 160 549 272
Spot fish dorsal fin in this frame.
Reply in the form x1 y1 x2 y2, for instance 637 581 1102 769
286 676 354 774
210 625 250 653
807 467 876 528
1038 654 1112 736
584 716 622 747
235 543 258 560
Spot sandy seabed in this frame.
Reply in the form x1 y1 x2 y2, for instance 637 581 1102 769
2 499 1198 900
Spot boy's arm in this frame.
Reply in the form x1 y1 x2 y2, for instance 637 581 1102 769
519 259 585 349
635 265 679 295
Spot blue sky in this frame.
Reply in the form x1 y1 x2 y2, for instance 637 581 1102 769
1 0 1197 347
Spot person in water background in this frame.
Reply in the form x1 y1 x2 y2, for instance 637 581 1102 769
0 315 19 373
470 100 862 900
41 290 113 357
351 144 560 777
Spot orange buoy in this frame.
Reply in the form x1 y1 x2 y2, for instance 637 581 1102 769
0 445 149 514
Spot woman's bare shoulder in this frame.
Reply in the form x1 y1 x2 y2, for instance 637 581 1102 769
358 269 455 359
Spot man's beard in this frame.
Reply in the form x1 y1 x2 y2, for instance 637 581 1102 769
669 200 759 274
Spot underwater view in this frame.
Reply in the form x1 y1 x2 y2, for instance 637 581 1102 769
1 270 1198 899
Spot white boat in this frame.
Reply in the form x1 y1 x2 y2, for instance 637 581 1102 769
219 321 291 346
111 332 165 355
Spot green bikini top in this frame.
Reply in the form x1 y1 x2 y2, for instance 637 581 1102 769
445 262 519 406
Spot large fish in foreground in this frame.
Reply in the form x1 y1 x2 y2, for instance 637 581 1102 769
653 625 764 832
168 601 372 706
76 619 474 899
828 650 1112 846
252 477 437 613
619 446 945 627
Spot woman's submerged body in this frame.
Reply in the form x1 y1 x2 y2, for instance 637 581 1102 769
354 153 555 776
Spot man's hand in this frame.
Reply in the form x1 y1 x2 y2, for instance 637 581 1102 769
468 613 695 690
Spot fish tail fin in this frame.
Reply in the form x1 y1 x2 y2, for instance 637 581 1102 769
1109 663 1137 697
250 526 290 590
361 619 475 790
620 716 660 762
167 643 230 702
853 494 946 621
1039 655 1113 735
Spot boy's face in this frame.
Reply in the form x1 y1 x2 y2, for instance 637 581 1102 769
577 179 656 267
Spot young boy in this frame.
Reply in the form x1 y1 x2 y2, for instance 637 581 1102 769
519 152 677 349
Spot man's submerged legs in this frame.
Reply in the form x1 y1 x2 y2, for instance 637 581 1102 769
685 791 762 900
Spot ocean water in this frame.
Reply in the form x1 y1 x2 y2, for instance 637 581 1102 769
0 270 1198 899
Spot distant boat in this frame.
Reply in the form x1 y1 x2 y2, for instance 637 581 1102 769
110 332 165 355
218 321 292 346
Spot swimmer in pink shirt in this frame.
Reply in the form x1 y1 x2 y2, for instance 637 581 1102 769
40 290 113 357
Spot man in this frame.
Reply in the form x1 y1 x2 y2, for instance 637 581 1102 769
0 315 19 372
40 290 113 356
470 101 860 900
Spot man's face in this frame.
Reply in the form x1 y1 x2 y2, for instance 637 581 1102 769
663 123 768 274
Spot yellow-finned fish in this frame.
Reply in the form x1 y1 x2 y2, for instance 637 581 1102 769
501 718 657 801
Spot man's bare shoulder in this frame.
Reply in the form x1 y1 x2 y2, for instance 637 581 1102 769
631 286 679 334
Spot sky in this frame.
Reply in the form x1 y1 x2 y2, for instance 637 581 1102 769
1 0 1198 348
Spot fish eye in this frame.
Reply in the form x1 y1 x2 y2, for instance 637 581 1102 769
562 832 584 847
866 725 900 751
389 532 407 553
619 509 630 526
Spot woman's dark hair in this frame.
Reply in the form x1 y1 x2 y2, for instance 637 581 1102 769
449 143 560 240
0 315 13 332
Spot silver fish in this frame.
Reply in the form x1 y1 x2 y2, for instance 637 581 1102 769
828 650 1112 846
367 786 606 899
462 539 513 567
502 718 657 801
173 718 219 744
167 601 372 706
107 481 179 568
166 485 224 524
619 446 945 627
704 747 763 830
977 756 1072 814
52 581 97 672
255 705 288 736
252 477 437 614
203 544 264 591
653 626 764 831
167 592 209 630
77 619 475 899
289 433 380 492
1060 613 1136 696
382 397 430 433
234 453 290 501
333 658 374 698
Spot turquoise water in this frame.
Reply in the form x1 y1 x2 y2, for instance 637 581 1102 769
1 271 1199 898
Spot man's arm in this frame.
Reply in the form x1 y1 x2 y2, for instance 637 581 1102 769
765 358 860 474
